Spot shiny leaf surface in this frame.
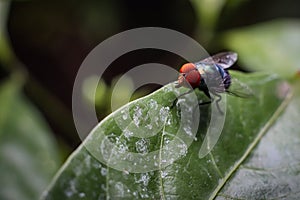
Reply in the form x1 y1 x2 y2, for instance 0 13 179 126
43 72 292 199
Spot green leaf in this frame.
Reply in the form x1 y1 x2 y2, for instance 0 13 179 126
223 19 300 78
190 0 227 43
190 0 226 30
0 78 61 200
42 72 292 199
217 87 300 199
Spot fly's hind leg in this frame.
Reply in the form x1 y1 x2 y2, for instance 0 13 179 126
211 92 224 115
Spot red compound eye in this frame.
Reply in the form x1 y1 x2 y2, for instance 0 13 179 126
178 63 201 88
179 63 196 73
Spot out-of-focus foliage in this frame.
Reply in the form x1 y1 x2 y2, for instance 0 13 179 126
0 76 61 200
0 2 12 66
83 75 148 117
1 0 300 199
0 2 61 200
223 19 300 78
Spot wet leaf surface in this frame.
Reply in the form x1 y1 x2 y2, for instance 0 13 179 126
42 72 295 200
217 87 300 200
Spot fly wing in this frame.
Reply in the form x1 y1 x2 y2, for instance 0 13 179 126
200 52 238 69
226 77 255 98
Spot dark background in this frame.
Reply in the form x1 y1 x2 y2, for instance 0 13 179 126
4 0 300 151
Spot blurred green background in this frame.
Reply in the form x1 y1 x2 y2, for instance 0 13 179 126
0 0 300 199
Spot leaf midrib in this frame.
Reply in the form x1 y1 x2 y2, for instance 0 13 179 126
209 90 293 200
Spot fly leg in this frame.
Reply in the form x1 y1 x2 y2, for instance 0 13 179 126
172 88 224 115
199 89 224 115
200 88 212 105
193 88 212 109
171 88 194 108
211 92 224 115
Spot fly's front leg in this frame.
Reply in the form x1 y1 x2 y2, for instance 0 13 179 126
194 88 212 110
171 88 194 108
200 88 212 105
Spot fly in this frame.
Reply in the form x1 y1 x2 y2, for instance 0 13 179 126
176 52 253 113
